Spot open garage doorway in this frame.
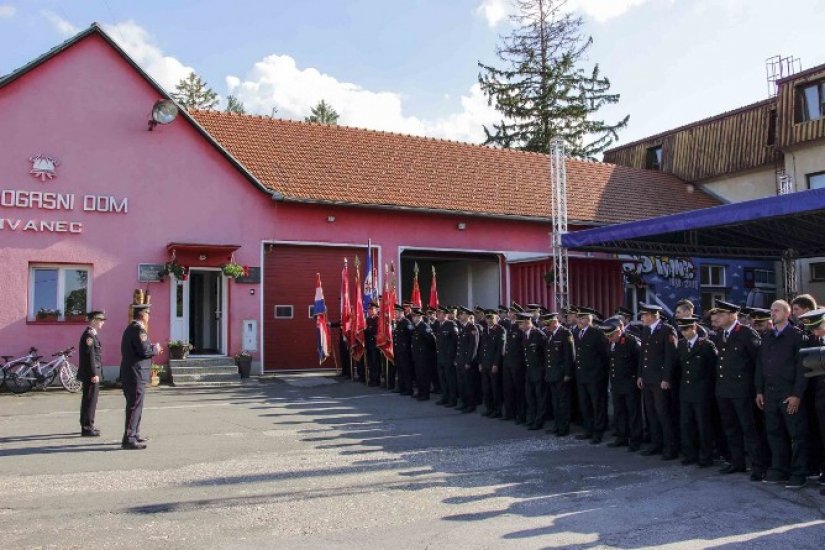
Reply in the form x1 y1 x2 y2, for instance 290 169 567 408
399 249 502 309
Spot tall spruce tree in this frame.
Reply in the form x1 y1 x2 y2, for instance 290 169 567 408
172 71 219 111
305 100 340 124
225 95 246 114
478 0 628 158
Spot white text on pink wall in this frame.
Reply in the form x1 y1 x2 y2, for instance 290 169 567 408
0 189 128 234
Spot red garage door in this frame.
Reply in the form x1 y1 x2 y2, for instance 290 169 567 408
264 244 368 371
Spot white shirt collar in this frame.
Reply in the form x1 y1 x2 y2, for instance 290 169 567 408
688 334 699 347
649 319 661 332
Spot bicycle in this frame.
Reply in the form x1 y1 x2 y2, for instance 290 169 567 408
4 347 80 394
1 347 41 392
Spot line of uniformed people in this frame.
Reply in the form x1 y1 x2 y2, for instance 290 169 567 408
345 295 825 496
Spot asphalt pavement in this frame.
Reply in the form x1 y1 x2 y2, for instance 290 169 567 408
1 375 824 549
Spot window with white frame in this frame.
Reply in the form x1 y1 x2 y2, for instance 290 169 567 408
700 264 726 287
29 265 91 321
811 262 825 282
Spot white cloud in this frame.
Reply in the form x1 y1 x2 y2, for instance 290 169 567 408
0 5 16 18
103 21 196 92
227 55 501 143
475 0 657 26
41 10 79 36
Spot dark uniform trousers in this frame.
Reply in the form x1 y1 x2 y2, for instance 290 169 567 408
365 316 381 385
678 338 718 465
813 376 825 475
575 328 609 438
80 381 99 429
480 324 505 414
545 325 576 434
78 326 102 431
412 321 436 399
436 320 459 405
457 323 481 409
502 322 526 421
757 324 809 481
641 323 679 456
120 321 156 445
610 334 642 446
524 328 546 428
713 323 765 470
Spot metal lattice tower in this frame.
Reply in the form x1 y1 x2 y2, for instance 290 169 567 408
549 137 569 312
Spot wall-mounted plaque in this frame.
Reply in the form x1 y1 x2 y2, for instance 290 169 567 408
138 263 164 282
235 266 261 284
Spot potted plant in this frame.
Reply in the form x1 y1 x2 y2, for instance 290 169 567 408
64 308 86 323
167 339 193 360
233 350 253 378
221 261 250 280
150 364 164 386
159 260 188 282
36 307 61 322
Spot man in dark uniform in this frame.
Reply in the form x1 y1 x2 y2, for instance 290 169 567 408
392 305 414 395
435 306 460 406
410 308 436 401
502 303 527 423
479 310 506 418
711 300 767 480
364 303 381 386
602 318 643 450
791 295 822 481
78 310 106 437
614 306 641 338
675 316 719 467
798 307 825 489
427 307 442 394
544 312 575 436
756 300 810 489
120 304 160 450
637 302 679 460
522 313 547 430
574 307 610 444
455 306 480 413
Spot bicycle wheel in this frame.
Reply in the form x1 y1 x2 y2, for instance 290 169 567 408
5 364 33 394
59 362 82 393
34 368 58 391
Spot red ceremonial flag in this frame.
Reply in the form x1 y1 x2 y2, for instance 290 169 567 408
351 258 366 361
314 273 332 365
410 262 422 308
377 264 394 362
429 265 439 309
340 259 353 344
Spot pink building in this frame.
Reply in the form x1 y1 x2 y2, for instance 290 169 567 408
0 25 714 377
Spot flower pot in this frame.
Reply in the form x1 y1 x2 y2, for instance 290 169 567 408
150 374 160 387
169 346 189 360
236 357 252 379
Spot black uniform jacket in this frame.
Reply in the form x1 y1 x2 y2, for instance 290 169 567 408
574 326 610 384
544 325 575 383
712 322 761 399
393 317 414 362
755 323 808 398
677 337 718 402
436 319 460 364
609 333 640 394
411 321 436 365
639 321 678 385
479 323 506 370
119 321 156 385
524 327 546 382
455 321 480 368
78 326 102 382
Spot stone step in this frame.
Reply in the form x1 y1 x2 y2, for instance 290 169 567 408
170 365 238 376
171 379 259 388
170 357 236 368
171 372 243 384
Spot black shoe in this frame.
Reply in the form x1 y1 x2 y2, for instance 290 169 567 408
556 431 570 437
818 473 825 486
575 433 593 441
784 478 806 490
661 453 678 461
81 428 100 437
448 401 458 407
546 427 559 434
482 409 493 417
391 389 401 393
750 470 766 482
515 417 526 425
681 457 698 466
606 439 628 448
763 474 789 484
435 399 448 406
417 395 430 402
399 391 412 396
462 406 476 414
136 436 150 443
503 415 515 421
719 464 746 475
490 411 503 419
590 436 603 445
640 446 661 456
121 441 147 450
698 461 714 468
528 424 543 431
628 444 640 452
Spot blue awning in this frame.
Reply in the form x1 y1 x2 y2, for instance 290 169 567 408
561 188 825 259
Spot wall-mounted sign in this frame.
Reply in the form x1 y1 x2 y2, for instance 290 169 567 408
234 266 260 284
29 154 60 181
138 263 165 282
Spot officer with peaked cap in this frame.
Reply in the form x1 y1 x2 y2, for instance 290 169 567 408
602 317 643 450
637 302 680 460
435 306 460 407
393 305 415 395
78 310 106 437
479 309 506 418
502 303 527 423
365 302 381 386
799 307 825 489
410 308 436 401
543 312 576 436
573 306 610 444
120 304 161 450
522 313 547 430
455 306 480 412
711 299 767 479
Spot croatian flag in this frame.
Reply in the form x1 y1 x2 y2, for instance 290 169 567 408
314 273 331 365
363 239 378 313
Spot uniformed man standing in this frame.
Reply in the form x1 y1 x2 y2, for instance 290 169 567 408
573 307 610 444
602 318 643 450
502 304 527 423
120 304 161 450
675 316 718 467
479 310 506 418
711 300 767 480
435 306 460 407
392 305 414 395
755 300 809 489
522 313 547 430
411 308 436 401
798 308 825 490
455 307 480 413
544 312 575 436
365 303 381 386
637 302 679 460
78 310 106 437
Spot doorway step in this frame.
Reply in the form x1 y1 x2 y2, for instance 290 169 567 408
169 357 245 387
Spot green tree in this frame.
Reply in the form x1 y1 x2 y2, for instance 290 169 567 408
304 100 340 124
172 71 219 111
478 0 628 158
225 95 246 114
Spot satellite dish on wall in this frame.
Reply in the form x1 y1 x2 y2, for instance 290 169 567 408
148 99 179 130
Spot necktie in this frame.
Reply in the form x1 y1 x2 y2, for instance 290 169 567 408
723 331 729 344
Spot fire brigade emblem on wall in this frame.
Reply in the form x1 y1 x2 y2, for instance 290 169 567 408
29 154 60 181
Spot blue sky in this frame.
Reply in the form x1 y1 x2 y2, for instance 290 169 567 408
1 0 823 152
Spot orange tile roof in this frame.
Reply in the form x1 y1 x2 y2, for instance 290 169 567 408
191 110 719 224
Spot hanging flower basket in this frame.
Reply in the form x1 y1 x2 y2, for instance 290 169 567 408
221 261 250 279
159 260 188 281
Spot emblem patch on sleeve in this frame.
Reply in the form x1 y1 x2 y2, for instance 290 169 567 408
139 331 148 342
85 337 94 346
